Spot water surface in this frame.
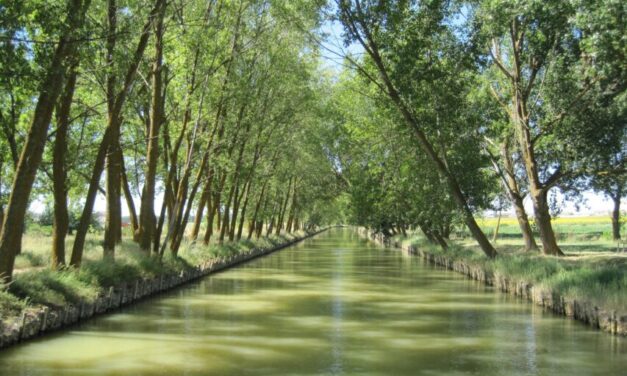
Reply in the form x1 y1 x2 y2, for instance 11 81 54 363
0 229 624 375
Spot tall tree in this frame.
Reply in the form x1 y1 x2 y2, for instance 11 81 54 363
335 0 497 257
0 0 91 282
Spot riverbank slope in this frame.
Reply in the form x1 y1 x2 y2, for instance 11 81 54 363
358 228 626 336
0 228 328 350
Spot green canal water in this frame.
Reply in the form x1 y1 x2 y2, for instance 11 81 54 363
0 229 624 375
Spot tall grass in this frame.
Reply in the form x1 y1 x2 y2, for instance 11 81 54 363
402 235 627 312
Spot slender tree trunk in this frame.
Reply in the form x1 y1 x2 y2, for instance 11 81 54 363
104 137 122 259
139 1 165 252
204 173 226 244
433 230 448 250
203 195 216 245
611 189 621 240
191 174 211 240
170 156 210 254
266 216 275 237
276 178 293 236
236 180 253 240
248 180 268 240
285 188 297 233
121 158 139 241
492 210 501 243
52 68 78 269
0 0 90 281
70 128 111 267
515 116 563 256
256 219 264 238
219 178 236 243
228 180 242 241
498 139 538 251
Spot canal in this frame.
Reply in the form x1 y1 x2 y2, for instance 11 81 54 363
0 229 624 375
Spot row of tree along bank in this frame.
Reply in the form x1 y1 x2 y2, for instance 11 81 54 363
0 0 343 283
0 228 329 350
328 1 624 257
358 228 625 336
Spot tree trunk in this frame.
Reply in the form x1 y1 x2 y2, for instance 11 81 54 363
256 219 264 238
492 210 501 243
236 180 253 240
433 230 448 250
138 1 166 252
219 178 236 243
190 175 211 241
276 178 293 236
204 173 226 245
531 190 564 256
611 190 621 240
498 139 538 251
285 188 297 233
203 196 216 245
0 0 90 282
248 180 268 240
104 138 122 259
52 68 78 269
121 159 139 241
70 128 111 267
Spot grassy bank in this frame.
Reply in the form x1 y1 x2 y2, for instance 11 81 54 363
390 221 626 313
1 230 308 324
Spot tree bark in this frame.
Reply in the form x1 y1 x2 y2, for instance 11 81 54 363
139 1 166 252
492 210 501 243
611 189 622 240
52 67 78 269
497 139 538 251
121 158 139 241
236 180 253 240
190 173 212 241
275 177 293 236
248 179 268 240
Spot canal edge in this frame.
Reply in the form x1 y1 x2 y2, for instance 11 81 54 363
356 228 626 337
0 227 331 351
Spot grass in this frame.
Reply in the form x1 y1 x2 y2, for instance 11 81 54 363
394 216 626 312
0 227 309 323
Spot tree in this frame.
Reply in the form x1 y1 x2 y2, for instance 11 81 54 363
335 0 498 257
475 0 625 255
0 0 91 282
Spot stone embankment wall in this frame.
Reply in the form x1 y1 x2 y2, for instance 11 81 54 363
358 228 626 336
0 229 328 350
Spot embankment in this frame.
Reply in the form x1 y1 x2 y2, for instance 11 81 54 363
0 228 328 350
358 228 626 336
